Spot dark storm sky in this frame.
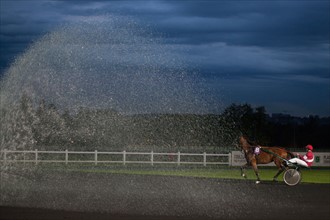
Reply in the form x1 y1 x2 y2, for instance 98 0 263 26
0 0 329 116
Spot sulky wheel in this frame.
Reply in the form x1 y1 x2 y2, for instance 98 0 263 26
283 168 301 186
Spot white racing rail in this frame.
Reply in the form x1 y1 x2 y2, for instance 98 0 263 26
0 149 231 166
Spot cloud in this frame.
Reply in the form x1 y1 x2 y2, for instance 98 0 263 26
175 41 329 79
0 0 329 116
205 73 330 116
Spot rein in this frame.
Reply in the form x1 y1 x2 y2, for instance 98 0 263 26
260 148 288 162
242 141 297 167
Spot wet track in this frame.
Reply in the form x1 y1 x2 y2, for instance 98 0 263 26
1 171 329 220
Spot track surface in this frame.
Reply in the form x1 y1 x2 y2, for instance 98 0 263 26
1 171 329 220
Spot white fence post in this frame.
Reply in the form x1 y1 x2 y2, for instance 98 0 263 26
65 149 68 165
177 151 180 166
123 150 126 165
95 150 98 165
151 151 154 166
229 152 232 166
35 149 38 165
23 151 26 166
203 152 207 166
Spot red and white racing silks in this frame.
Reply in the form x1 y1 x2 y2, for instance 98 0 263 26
300 151 314 167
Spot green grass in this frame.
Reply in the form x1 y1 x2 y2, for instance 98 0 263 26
106 168 330 184
35 163 330 184
239 168 330 184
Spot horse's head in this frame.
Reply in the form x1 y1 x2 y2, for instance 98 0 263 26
238 135 251 151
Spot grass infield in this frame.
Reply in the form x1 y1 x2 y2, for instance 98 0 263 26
33 163 330 184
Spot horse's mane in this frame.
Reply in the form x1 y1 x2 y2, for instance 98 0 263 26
242 135 258 146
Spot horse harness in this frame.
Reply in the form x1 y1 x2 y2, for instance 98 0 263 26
243 145 261 156
242 145 261 164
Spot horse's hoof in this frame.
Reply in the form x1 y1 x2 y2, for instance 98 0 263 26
256 180 261 184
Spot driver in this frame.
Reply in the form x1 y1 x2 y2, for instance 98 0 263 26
288 144 314 167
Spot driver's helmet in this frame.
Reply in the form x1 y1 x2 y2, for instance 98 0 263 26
306 145 313 151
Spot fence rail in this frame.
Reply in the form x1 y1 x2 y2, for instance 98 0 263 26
0 149 231 166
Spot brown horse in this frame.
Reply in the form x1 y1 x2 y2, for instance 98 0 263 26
238 135 294 184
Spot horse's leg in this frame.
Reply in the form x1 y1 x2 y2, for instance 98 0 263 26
273 159 285 182
240 163 248 179
251 161 261 184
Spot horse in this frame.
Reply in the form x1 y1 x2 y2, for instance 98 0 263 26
238 135 295 184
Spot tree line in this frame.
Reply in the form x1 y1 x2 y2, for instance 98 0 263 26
1 95 329 152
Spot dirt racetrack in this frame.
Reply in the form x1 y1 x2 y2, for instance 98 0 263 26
1 171 329 220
